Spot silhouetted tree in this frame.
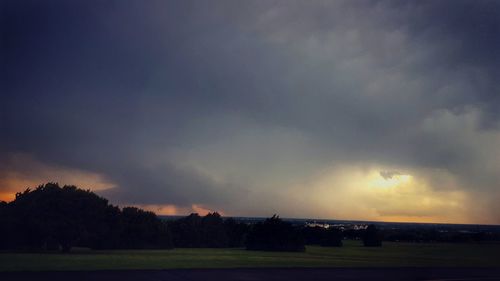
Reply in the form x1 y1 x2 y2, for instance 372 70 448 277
5 183 111 252
0 201 9 250
363 224 382 247
246 215 305 252
224 218 249 247
118 207 173 249
169 212 246 248
201 212 228 247
321 227 343 247
170 213 203 247
302 226 327 245
0 183 173 252
343 228 363 240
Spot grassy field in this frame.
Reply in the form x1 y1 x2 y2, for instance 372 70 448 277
1 241 499 271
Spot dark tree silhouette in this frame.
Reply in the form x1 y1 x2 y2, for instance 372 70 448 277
0 183 173 252
201 212 228 248
246 215 305 252
343 228 364 240
169 212 247 248
363 224 382 247
321 227 343 247
224 217 249 247
169 213 203 247
119 207 173 249
5 183 112 252
0 201 9 250
302 226 327 245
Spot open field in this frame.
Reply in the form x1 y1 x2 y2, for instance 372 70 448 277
1 241 500 271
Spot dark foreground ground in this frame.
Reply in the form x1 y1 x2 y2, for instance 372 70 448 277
1 268 500 281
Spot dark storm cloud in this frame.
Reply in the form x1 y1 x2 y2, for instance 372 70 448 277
391 0 500 124
1 0 500 219
1 0 273 207
2 1 236 204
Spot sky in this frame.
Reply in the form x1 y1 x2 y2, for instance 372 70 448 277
1 0 500 224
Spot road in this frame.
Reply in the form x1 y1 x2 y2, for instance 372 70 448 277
1 268 500 281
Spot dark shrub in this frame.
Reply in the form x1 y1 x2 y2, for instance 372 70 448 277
169 213 203 247
224 218 249 247
363 224 382 247
246 215 305 252
321 227 343 247
302 226 327 245
118 207 173 249
201 212 228 248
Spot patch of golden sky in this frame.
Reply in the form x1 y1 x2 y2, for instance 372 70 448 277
286 165 473 224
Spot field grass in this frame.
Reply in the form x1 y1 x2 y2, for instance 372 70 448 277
1 241 499 271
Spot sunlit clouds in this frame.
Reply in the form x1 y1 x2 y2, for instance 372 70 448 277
289 166 470 224
372 172 411 189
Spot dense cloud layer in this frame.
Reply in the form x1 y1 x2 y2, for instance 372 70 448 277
2 0 499 223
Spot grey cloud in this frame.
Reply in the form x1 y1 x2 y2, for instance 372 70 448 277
2 0 500 220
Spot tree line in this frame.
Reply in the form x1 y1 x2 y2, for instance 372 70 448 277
4 183 494 253
0 183 383 252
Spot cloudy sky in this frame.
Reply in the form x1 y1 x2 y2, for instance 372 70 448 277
2 0 500 224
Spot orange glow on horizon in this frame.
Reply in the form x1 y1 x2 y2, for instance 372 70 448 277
138 204 179 215
372 215 453 224
0 192 16 202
